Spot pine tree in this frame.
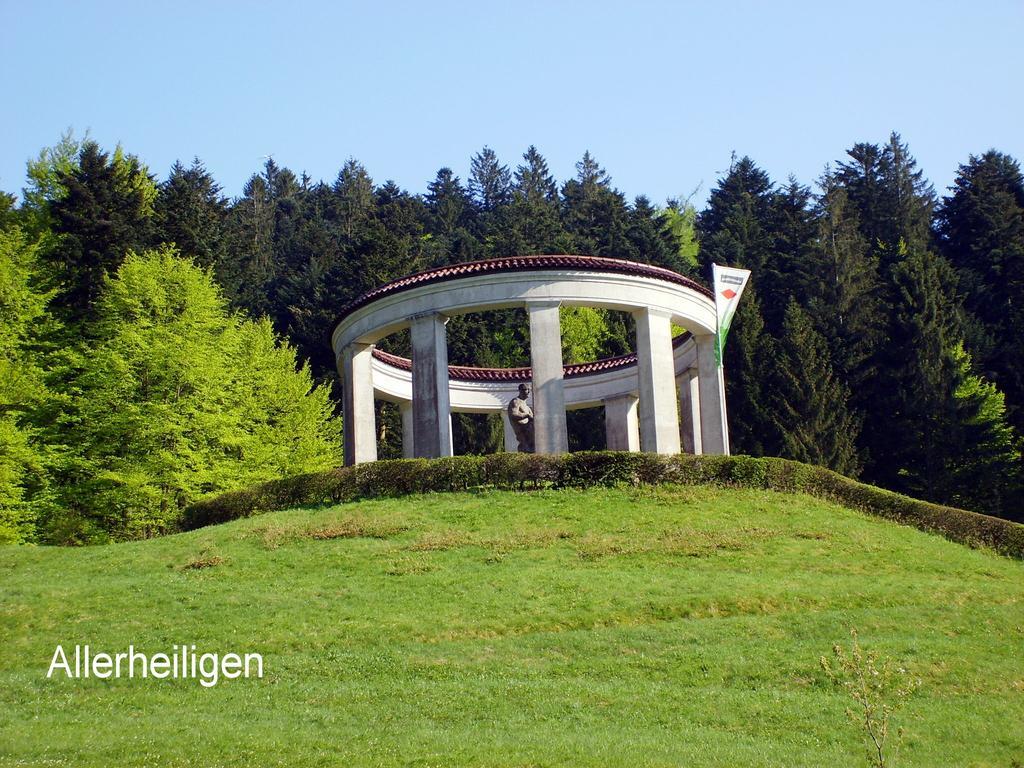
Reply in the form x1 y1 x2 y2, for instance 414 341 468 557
425 168 471 237
762 179 818 334
941 345 1021 518
497 146 564 255
45 141 156 322
423 168 478 265
561 151 631 257
770 301 862 475
806 178 883 403
697 156 780 455
937 150 1024 434
872 244 963 498
155 158 229 268
627 195 684 272
468 146 511 213
832 136 962 485
333 159 374 238
722 290 779 455
836 133 934 265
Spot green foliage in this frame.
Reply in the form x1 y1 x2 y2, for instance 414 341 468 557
660 199 699 270
941 344 1022 514
770 301 862 475
872 244 964 501
937 151 1024 435
0 224 54 543
22 129 84 221
155 158 229 268
697 157 784 456
45 247 340 542
560 306 611 364
44 140 156 322
806 179 882 400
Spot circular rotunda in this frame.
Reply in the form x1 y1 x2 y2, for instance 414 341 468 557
331 255 731 465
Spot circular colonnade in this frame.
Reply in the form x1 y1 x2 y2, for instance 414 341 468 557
331 255 730 465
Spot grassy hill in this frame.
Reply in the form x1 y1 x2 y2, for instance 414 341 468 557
2 484 1023 766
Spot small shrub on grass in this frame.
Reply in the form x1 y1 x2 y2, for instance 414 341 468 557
183 552 226 570
821 628 921 768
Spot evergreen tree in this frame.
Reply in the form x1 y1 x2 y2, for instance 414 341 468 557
221 158 303 317
806 178 883 403
425 168 471 237
940 345 1022 518
333 159 375 238
45 141 156 322
468 146 511 213
836 133 934 264
871 244 963 498
697 156 780 455
833 135 963 486
496 146 564 255
937 150 1024 433
722 291 779 456
155 158 229 268
770 301 862 475
423 168 478 265
762 179 817 333
627 195 685 272
561 151 631 257
697 156 775 274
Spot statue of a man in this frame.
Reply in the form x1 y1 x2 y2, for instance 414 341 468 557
507 383 535 453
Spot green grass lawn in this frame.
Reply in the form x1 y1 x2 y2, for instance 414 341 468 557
2 485 1022 767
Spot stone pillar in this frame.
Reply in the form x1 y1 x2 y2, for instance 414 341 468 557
410 313 453 458
634 308 681 454
502 411 518 452
604 394 640 452
340 342 377 466
695 334 729 455
399 402 414 459
678 368 702 455
527 302 568 454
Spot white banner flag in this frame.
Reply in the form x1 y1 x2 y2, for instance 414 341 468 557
712 264 751 366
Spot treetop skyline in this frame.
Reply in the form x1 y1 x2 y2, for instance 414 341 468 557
2 2 1021 207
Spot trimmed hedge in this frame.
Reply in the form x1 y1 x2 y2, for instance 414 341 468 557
181 452 1024 559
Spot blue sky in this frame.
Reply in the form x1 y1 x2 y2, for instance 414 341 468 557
2 1 1021 206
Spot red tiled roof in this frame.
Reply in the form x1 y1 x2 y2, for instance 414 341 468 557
335 254 712 326
372 332 692 383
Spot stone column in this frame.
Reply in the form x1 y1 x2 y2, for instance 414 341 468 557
678 368 702 455
410 313 453 458
340 342 377 466
634 308 681 454
604 394 640 451
399 401 414 459
502 411 518 452
527 302 568 454
695 334 729 455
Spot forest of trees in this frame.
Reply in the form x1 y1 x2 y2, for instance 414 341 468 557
1 131 1022 543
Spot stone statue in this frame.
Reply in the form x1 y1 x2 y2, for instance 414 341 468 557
507 383 535 453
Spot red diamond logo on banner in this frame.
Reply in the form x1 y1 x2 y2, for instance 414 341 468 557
721 289 737 299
